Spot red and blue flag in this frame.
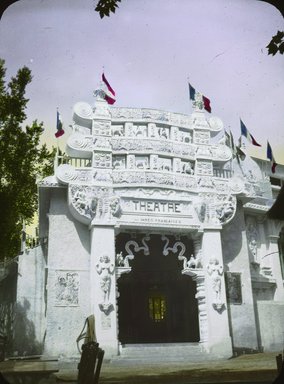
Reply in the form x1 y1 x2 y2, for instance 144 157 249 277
240 119 261 147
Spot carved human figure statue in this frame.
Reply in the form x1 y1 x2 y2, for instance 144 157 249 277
247 221 258 263
207 258 223 303
96 255 114 303
109 196 121 217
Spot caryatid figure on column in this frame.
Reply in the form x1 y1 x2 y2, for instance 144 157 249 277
96 255 115 312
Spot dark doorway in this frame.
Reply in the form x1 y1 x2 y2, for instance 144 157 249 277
117 234 200 344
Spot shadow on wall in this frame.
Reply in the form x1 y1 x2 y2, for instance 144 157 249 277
12 298 43 357
221 202 244 265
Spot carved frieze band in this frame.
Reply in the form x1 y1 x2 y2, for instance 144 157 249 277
110 107 223 133
112 170 197 190
67 134 231 163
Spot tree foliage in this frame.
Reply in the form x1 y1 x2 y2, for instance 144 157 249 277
0 59 55 261
267 30 284 55
94 0 121 18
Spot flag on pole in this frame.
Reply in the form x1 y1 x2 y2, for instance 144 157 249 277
224 130 231 148
55 110 64 138
267 141 277 173
229 130 235 153
102 73 116 105
225 130 245 160
188 82 211 113
236 136 246 160
240 119 261 147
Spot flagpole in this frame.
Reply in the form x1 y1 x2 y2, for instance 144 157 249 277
54 107 60 172
187 76 192 113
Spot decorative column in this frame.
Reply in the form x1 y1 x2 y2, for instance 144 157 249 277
193 272 208 343
192 234 208 344
90 223 118 356
202 226 232 357
89 91 120 356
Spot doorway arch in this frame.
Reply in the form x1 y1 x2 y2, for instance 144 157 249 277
116 233 200 344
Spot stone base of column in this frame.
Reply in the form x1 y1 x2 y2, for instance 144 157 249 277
100 341 119 358
202 337 233 359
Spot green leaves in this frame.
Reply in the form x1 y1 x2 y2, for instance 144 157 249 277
95 0 121 18
266 30 284 56
0 59 55 260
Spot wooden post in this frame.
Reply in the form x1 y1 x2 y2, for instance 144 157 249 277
276 354 283 374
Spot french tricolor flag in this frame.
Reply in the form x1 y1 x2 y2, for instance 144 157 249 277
267 141 277 174
55 110 64 138
240 119 261 147
102 73 116 105
188 83 211 113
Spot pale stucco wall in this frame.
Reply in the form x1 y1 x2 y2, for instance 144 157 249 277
221 202 259 350
16 246 46 355
257 301 284 351
44 188 91 357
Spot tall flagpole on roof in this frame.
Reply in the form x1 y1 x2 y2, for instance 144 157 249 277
54 107 59 172
187 76 191 112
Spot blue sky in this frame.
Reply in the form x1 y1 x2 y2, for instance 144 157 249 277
0 0 283 162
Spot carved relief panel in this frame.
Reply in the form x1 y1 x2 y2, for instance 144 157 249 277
195 160 213 175
179 129 192 143
225 272 242 304
135 155 149 170
69 185 121 224
112 124 124 136
93 152 112 168
148 123 158 138
193 130 210 145
55 271 79 306
246 216 259 264
92 120 111 136
113 155 126 169
125 122 135 137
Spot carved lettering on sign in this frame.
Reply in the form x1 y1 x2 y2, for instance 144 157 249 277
132 200 181 213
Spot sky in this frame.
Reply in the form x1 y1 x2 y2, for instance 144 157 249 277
0 0 283 162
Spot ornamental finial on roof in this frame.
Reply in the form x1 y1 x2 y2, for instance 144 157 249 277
192 92 204 111
93 81 107 102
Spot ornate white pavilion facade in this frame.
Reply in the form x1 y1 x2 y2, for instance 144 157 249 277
4 88 284 360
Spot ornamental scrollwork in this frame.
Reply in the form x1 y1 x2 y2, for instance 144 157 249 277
73 101 93 120
67 134 93 151
56 164 78 184
116 235 151 270
162 235 189 270
208 116 224 132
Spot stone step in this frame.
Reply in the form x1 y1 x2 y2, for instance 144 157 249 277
112 343 211 364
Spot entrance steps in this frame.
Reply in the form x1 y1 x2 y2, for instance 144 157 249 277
112 343 212 364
